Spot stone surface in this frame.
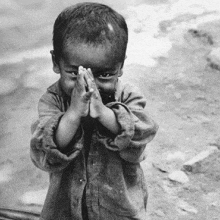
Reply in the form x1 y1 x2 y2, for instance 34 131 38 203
168 170 189 184
0 78 17 95
154 209 166 217
209 137 220 150
207 47 220 71
203 192 220 207
182 146 219 174
0 160 13 183
187 29 214 45
177 200 198 215
152 161 170 173
153 151 186 173
166 151 186 161
20 189 47 206
174 92 182 99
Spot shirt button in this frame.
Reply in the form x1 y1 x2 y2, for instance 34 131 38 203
79 179 85 183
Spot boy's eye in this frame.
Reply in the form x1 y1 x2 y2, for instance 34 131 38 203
96 71 117 78
66 70 78 75
99 72 111 78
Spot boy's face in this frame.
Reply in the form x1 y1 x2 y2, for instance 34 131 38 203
52 43 123 96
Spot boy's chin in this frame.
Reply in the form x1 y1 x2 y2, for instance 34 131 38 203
99 89 116 104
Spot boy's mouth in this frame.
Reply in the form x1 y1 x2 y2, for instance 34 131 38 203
97 73 112 79
99 89 116 104
98 84 116 94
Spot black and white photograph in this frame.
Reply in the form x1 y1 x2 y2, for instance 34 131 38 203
0 0 220 219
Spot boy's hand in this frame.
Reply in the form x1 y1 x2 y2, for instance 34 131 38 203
69 66 93 118
87 68 105 119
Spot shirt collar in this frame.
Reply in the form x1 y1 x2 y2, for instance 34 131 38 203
47 80 68 98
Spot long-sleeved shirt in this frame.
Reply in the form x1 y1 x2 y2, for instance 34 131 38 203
30 79 158 220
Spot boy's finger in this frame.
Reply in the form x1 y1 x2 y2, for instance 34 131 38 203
84 89 94 101
87 68 94 79
83 71 92 91
77 66 87 89
87 68 99 92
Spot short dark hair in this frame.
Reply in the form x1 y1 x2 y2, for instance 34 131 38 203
53 2 128 62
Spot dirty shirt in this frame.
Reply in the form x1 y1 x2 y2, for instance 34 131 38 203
30 79 158 220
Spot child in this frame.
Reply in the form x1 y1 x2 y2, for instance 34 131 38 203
30 2 158 220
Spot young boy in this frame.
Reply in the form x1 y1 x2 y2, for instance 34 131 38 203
30 2 158 220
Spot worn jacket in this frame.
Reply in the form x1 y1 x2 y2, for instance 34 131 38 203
30 79 158 220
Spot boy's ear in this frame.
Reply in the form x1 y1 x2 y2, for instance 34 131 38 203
118 67 123 77
50 50 60 74
118 57 127 77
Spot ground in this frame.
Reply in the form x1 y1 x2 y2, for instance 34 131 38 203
0 1 220 220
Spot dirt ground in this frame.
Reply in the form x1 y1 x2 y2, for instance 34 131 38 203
1 1 220 220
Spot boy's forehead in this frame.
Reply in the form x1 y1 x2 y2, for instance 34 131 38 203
62 42 122 68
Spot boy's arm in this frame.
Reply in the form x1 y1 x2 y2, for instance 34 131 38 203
89 87 120 135
55 70 93 148
30 92 83 172
88 68 120 134
95 83 158 163
31 72 93 172
97 106 120 134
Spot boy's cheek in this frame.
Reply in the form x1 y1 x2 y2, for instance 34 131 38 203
95 80 117 94
60 79 76 96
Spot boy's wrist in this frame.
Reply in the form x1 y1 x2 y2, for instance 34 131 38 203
95 105 120 135
66 107 84 121
96 104 110 121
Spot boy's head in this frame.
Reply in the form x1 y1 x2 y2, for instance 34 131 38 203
52 2 128 64
51 2 128 97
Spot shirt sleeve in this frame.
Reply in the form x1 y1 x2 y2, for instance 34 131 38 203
30 92 83 172
98 83 158 163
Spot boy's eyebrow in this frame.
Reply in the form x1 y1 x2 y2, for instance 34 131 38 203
68 65 116 72
68 65 79 69
92 67 117 72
